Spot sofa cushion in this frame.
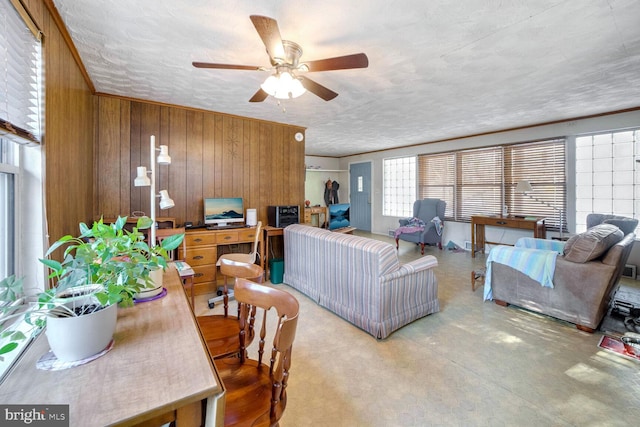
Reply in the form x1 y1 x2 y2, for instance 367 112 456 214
563 224 624 263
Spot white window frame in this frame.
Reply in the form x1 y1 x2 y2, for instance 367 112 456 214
0 140 20 279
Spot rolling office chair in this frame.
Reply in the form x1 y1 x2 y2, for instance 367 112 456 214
209 221 262 308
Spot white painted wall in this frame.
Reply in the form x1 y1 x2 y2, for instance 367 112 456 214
304 156 347 207
336 110 640 270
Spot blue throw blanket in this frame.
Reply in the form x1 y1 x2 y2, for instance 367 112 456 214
515 237 565 253
483 245 559 301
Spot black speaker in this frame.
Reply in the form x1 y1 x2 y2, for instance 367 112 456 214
268 205 299 228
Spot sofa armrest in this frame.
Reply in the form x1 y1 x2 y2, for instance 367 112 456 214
382 255 438 280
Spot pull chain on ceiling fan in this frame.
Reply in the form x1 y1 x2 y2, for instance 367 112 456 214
193 15 369 102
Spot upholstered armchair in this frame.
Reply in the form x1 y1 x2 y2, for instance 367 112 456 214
486 221 636 332
395 199 446 254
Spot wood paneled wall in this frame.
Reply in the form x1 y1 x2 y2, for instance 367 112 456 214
24 0 95 245
94 96 306 226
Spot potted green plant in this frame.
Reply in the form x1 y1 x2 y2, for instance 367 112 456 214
0 216 184 362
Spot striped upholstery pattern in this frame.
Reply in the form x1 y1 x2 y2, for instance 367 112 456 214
283 224 439 339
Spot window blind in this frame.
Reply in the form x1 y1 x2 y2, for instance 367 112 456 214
417 138 566 229
505 139 566 231
458 147 503 221
417 152 455 220
0 0 42 145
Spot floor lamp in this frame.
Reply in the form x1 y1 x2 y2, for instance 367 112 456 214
134 135 175 245
515 180 564 240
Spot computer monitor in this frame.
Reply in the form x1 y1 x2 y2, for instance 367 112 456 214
204 197 244 226
328 203 350 230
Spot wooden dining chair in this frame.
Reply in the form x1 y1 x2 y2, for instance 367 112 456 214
197 259 264 359
155 227 187 261
215 278 299 427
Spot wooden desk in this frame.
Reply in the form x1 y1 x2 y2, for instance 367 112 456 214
471 215 546 258
303 206 328 228
333 226 356 234
179 226 263 296
0 266 225 427
263 225 284 281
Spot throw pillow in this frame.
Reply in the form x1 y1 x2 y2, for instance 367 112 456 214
563 224 624 263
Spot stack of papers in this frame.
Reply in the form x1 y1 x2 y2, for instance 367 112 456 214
174 261 194 277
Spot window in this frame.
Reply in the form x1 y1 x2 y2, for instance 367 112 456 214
0 0 41 279
575 129 639 234
383 156 416 217
0 0 43 380
418 139 566 229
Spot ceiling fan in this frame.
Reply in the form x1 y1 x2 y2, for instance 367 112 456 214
193 15 369 102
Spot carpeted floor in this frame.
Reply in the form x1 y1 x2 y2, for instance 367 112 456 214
195 232 640 426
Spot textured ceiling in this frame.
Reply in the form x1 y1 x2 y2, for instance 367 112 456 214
52 0 640 157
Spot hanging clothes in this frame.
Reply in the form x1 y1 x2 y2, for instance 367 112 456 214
324 179 332 206
331 181 339 204
324 179 340 205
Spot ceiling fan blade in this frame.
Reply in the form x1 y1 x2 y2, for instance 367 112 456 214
249 88 269 103
300 77 338 101
250 15 285 63
192 62 261 71
303 53 369 72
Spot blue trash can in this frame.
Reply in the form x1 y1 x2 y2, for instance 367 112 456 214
269 258 284 284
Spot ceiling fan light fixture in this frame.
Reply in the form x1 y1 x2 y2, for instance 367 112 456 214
260 71 306 99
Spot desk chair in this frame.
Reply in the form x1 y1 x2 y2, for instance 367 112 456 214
155 227 193 307
197 259 264 359
211 221 262 308
216 221 262 266
214 278 299 427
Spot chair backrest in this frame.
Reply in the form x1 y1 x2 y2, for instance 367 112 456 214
155 227 186 261
234 278 299 421
586 214 638 235
219 258 264 283
413 199 446 222
249 221 262 263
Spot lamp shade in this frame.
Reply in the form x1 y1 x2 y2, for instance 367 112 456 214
260 71 306 99
157 145 171 164
158 190 175 210
134 167 151 186
515 180 533 194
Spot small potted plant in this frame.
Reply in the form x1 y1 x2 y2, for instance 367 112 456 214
0 216 184 362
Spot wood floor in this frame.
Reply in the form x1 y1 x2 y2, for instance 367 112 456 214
194 231 640 427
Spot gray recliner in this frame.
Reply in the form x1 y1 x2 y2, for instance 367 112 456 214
395 199 446 254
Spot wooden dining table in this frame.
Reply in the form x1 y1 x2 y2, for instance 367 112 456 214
0 265 225 426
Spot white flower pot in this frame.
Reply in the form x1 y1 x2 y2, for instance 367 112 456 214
134 267 164 299
46 287 117 362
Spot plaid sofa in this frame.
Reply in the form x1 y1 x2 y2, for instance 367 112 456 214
283 224 440 339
